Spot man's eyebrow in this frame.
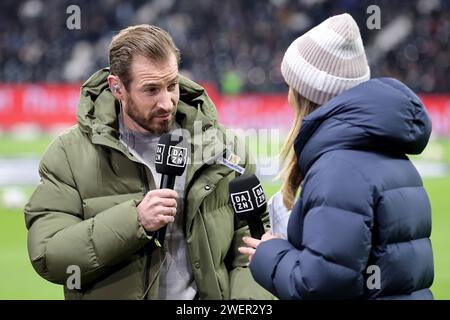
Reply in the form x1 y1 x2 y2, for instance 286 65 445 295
141 77 178 88
141 82 160 88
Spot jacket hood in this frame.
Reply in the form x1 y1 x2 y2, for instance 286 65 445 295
294 77 432 175
76 67 218 139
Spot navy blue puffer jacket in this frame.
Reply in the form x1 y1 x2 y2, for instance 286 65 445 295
250 78 434 299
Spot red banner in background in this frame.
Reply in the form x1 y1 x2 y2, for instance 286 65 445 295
0 84 449 135
217 95 294 130
420 95 450 136
0 84 81 128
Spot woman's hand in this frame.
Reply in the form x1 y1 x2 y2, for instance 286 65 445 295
238 231 279 264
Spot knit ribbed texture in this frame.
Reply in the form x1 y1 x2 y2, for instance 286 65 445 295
281 13 370 105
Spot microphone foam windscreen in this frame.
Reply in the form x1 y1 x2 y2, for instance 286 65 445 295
155 133 188 176
228 174 267 220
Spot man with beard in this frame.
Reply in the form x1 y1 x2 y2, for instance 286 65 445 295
25 25 272 300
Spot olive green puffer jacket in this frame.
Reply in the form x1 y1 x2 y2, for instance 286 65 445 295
25 68 273 300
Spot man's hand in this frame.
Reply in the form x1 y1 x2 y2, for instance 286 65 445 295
137 189 178 232
238 231 279 264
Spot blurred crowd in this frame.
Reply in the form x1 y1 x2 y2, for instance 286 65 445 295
0 0 449 93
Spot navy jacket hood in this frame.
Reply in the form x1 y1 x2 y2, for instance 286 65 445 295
295 78 432 176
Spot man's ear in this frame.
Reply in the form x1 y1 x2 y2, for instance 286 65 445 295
107 75 124 100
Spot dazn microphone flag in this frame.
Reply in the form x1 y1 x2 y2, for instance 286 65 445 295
229 174 267 239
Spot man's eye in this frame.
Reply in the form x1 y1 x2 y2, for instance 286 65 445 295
146 88 158 94
168 83 178 91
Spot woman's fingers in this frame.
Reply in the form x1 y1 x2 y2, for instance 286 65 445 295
238 246 255 256
238 246 256 264
262 231 278 241
242 236 261 248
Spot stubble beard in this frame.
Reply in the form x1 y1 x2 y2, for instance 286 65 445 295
125 95 175 134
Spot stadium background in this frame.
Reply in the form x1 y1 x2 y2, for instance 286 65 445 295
0 0 449 299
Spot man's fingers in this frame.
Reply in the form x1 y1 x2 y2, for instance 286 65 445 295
148 189 178 199
168 206 177 216
155 206 177 217
242 236 261 248
155 198 177 208
163 215 175 224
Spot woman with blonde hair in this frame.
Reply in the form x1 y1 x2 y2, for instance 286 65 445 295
239 13 434 299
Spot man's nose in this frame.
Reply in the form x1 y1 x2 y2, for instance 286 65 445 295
157 90 174 112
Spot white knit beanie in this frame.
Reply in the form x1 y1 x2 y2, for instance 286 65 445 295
281 13 370 105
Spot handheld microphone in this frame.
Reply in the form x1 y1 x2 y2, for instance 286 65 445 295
155 133 188 245
229 174 267 239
